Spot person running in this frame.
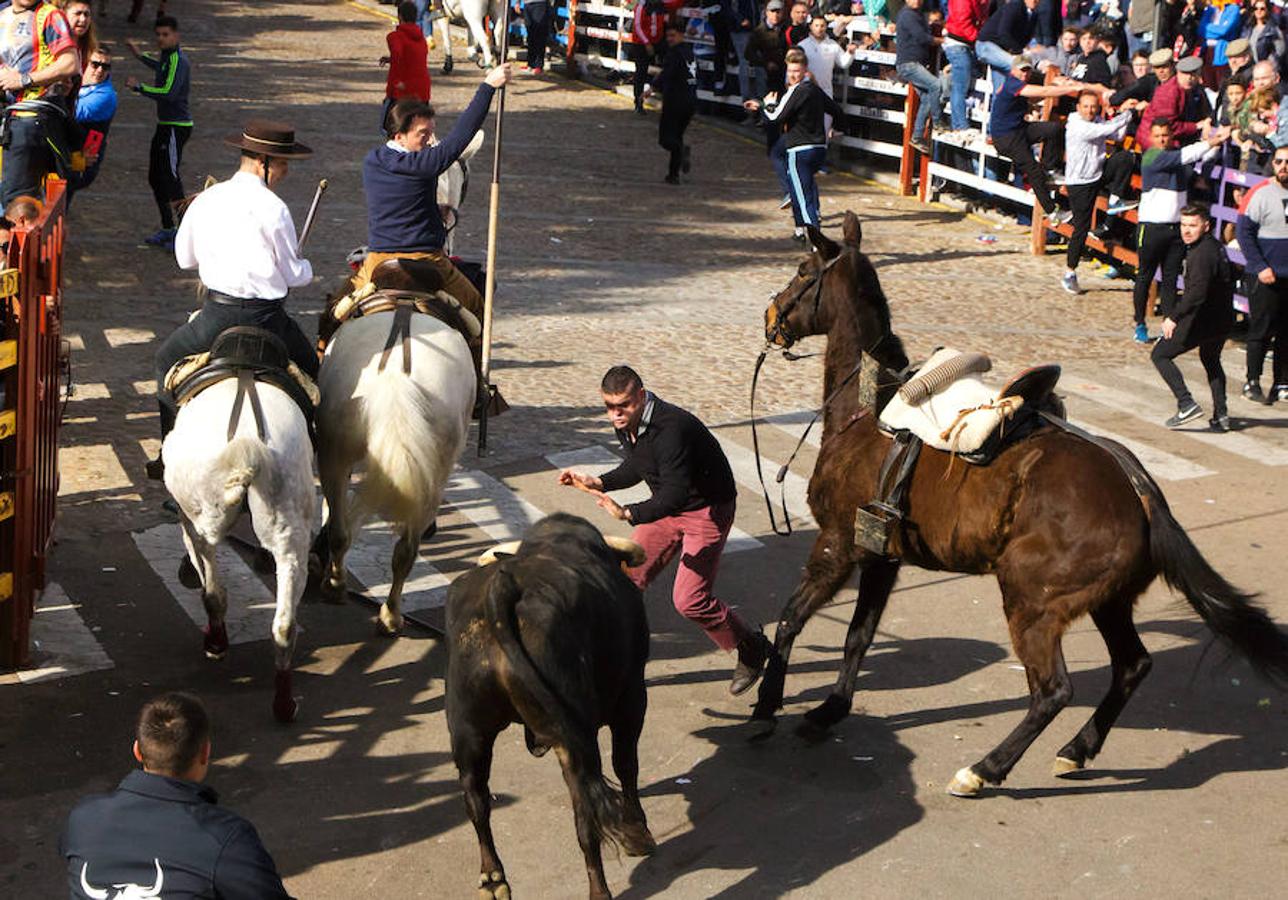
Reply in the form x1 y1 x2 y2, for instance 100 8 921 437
643 19 696 185
61 693 292 900
380 1 431 133
557 365 773 695
147 119 318 479
745 48 840 242
1235 143 1288 404
1151 204 1235 431
125 14 192 249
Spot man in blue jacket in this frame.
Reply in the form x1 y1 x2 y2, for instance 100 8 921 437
975 0 1040 90
62 693 293 899
71 46 118 197
125 15 191 249
347 63 511 322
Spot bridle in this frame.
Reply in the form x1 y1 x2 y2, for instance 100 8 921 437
766 251 844 348
752 249 907 536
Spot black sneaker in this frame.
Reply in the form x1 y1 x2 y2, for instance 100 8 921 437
1243 380 1267 403
664 174 680 185
681 144 691 174
1165 404 1203 428
730 632 773 695
1209 414 1232 432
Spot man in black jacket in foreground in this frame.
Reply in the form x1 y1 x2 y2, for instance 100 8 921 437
558 366 773 695
1152 204 1235 432
62 693 292 899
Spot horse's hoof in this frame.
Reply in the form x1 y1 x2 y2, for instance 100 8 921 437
273 694 299 724
747 716 777 742
800 694 850 738
478 870 509 899
321 576 348 605
1052 755 1084 777
177 556 201 589
376 614 403 637
616 824 657 857
203 623 229 660
947 766 985 798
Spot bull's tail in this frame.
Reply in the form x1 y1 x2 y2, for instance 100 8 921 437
1147 491 1288 686
484 569 643 851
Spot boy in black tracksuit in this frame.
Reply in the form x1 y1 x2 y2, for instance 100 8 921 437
648 21 697 184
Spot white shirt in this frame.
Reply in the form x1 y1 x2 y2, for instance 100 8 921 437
797 35 853 98
174 171 313 300
1064 111 1132 186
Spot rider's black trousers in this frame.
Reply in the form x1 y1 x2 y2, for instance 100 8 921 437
153 296 319 438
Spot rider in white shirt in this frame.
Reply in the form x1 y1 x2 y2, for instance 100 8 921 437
148 119 320 479
797 13 852 134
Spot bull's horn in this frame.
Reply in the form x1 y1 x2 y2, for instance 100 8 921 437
477 541 521 566
604 535 646 568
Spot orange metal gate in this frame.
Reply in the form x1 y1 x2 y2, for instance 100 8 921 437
0 178 67 670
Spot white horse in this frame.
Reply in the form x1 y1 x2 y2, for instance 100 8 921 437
316 302 476 635
162 377 316 723
437 130 484 256
435 0 504 72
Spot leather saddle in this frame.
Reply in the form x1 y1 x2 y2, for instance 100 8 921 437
167 326 318 439
877 347 1062 465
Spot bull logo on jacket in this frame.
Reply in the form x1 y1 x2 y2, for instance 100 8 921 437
79 859 164 899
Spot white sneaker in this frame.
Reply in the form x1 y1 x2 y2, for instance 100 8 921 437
1049 208 1073 226
779 195 792 210
1062 271 1081 294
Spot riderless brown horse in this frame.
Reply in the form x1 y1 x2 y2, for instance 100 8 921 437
753 211 1288 796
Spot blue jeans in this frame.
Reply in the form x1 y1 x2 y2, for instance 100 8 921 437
941 42 974 132
975 40 1014 91
897 61 942 140
731 31 752 101
786 145 827 227
414 0 434 37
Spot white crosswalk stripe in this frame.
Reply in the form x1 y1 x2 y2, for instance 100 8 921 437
133 523 279 644
13 583 114 684
713 433 816 527
765 410 822 449
1063 374 1288 466
544 446 763 553
1066 419 1215 481
445 469 544 540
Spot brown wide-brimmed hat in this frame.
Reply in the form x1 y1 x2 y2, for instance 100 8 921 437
223 119 313 159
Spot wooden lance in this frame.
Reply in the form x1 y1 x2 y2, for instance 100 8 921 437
477 5 512 456
298 178 329 250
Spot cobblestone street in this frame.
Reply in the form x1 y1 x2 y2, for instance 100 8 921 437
3 1 1286 897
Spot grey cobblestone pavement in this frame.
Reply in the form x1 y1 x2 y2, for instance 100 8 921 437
3 1 1286 898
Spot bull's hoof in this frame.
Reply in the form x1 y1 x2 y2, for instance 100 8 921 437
178 556 201 589
478 870 509 899
616 823 657 857
747 715 777 742
1052 755 1084 777
203 623 229 660
321 575 348 605
947 766 986 798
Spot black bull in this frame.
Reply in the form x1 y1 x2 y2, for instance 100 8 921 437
446 513 658 899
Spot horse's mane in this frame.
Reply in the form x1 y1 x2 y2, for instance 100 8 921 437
835 244 908 373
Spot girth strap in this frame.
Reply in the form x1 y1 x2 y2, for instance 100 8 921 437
378 303 415 375
227 370 267 442
854 430 922 558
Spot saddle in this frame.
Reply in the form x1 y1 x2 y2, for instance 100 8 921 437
877 347 1061 463
165 327 319 440
321 280 482 372
854 348 1062 558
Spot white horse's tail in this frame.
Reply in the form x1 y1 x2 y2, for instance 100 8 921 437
359 370 450 526
218 437 274 509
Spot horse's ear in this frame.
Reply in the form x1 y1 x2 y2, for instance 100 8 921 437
842 211 863 249
459 130 486 163
807 226 840 261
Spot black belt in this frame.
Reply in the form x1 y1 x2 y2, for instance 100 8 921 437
205 290 283 307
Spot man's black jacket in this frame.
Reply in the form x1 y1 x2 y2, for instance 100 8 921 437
61 769 292 899
600 394 737 524
1173 232 1234 345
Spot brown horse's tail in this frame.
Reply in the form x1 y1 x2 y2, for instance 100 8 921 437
1146 490 1288 687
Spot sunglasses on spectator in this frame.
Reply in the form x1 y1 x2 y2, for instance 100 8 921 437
1273 158 1288 166
89 60 111 69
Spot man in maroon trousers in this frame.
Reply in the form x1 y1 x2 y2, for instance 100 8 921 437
557 365 772 694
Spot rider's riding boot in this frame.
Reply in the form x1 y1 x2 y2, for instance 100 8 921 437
468 338 507 420
729 630 773 696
